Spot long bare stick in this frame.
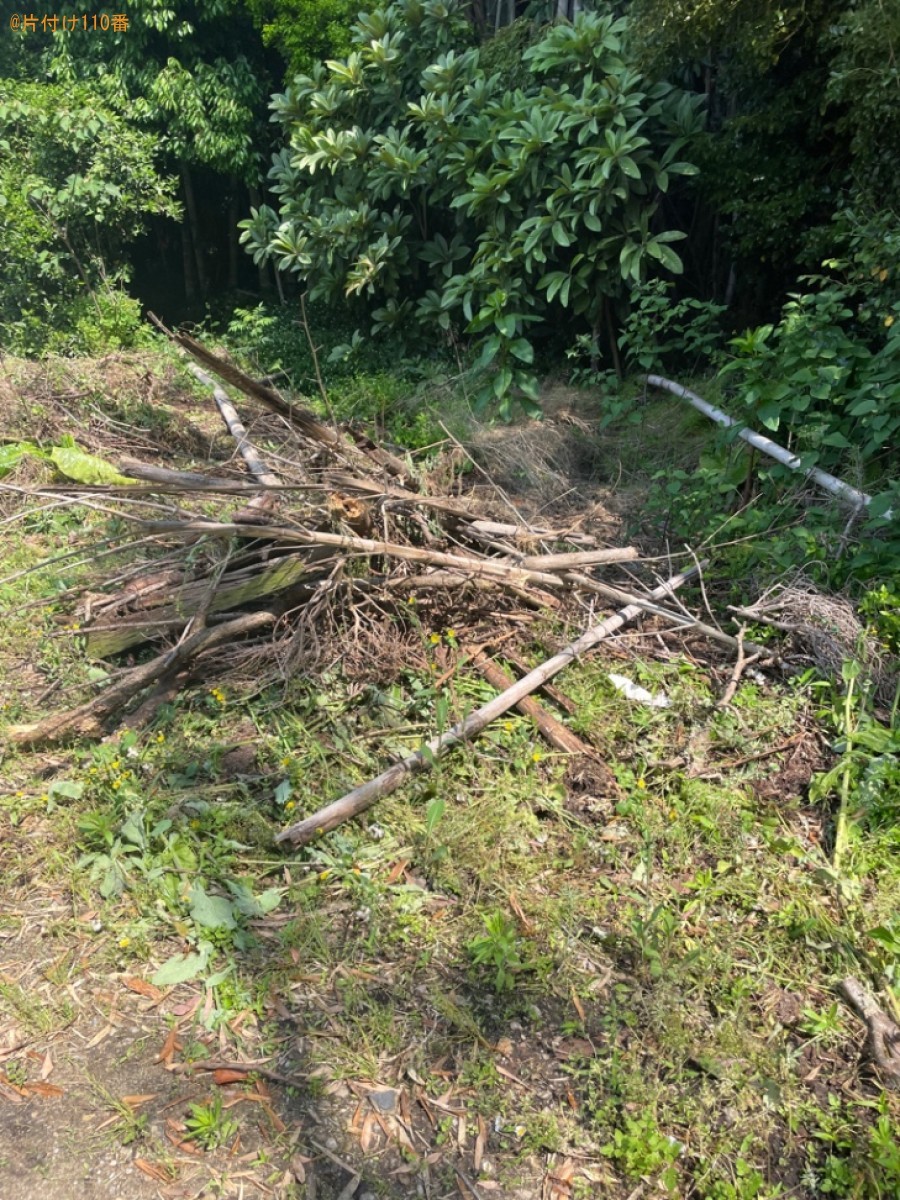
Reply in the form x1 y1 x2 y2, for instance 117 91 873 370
186 363 281 489
564 573 773 659
838 977 900 1086
276 564 699 844
646 375 886 516
467 646 615 779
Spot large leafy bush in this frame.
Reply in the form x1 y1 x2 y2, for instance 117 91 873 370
240 3 703 414
0 79 178 354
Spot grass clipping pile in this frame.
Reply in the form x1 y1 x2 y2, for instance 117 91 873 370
6 328 740 844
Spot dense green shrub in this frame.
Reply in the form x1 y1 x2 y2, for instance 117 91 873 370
0 79 178 355
240 3 703 415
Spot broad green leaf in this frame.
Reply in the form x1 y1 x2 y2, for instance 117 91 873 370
0 442 40 477
425 796 446 837
151 949 211 986
50 446 131 486
618 155 641 179
48 780 84 801
189 884 237 930
494 366 513 399
509 338 534 364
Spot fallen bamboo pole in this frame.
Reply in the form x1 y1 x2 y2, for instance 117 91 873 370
467 645 614 772
646 375 888 516
188 364 281 489
276 564 699 845
562 573 774 658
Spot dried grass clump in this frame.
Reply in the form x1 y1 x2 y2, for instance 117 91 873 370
465 415 604 505
740 581 897 705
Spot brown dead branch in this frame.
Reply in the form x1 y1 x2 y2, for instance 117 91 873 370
275 564 699 845
140 518 637 595
7 611 275 746
149 312 416 486
466 646 615 781
838 976 900 1088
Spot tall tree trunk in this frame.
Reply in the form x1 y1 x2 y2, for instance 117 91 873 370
181 222 197 302
180 163 207 297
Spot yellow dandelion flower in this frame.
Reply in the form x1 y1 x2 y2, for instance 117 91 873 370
156 732 165 743
531 751 542 764
118 937 130 949
407 596 416 605
429 633 441 645
445 628 457 639
285 800 296 811
318 869 330 880
112 780 121 790
281 757 291 768
503 722 514 732
111 760 121 769
885 314 895 328
637 778 647 790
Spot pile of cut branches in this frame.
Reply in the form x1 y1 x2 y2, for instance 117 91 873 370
3 325 763 840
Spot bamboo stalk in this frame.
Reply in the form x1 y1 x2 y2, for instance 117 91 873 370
275 564 699 844
646 375 887 516
517 547 637 570
467 647 609 764
187 363 281 489
563 573 773 657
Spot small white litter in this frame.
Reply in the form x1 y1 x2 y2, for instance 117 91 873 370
608 673 671 708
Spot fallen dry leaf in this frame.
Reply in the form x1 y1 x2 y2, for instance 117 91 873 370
134 1157 171 1182
24 1081 64 1098
156 1026 182 1065
123 977 165 1003
474 1115 486 1173
386 858 410 885
570 988 586 1022
121 1093 157 1107
212 1068 250 1085
39 1051 53 1080
360 1112 378 1153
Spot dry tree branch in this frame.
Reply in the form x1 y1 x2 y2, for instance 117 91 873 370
6 611 275 746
